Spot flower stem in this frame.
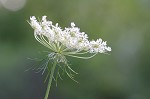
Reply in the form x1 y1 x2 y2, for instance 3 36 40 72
44 59 57 99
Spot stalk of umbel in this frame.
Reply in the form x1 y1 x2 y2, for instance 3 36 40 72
28 16 111 99
44 57 57 99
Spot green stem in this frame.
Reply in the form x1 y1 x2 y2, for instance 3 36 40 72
44 59 57 99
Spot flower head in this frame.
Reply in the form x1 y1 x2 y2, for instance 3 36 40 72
29 16 111 55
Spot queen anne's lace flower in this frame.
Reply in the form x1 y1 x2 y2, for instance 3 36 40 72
28 16 111 99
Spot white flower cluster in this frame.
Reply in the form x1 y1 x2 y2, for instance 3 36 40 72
29 16 111 54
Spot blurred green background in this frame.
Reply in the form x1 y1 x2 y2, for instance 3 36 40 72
0 0 150 99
